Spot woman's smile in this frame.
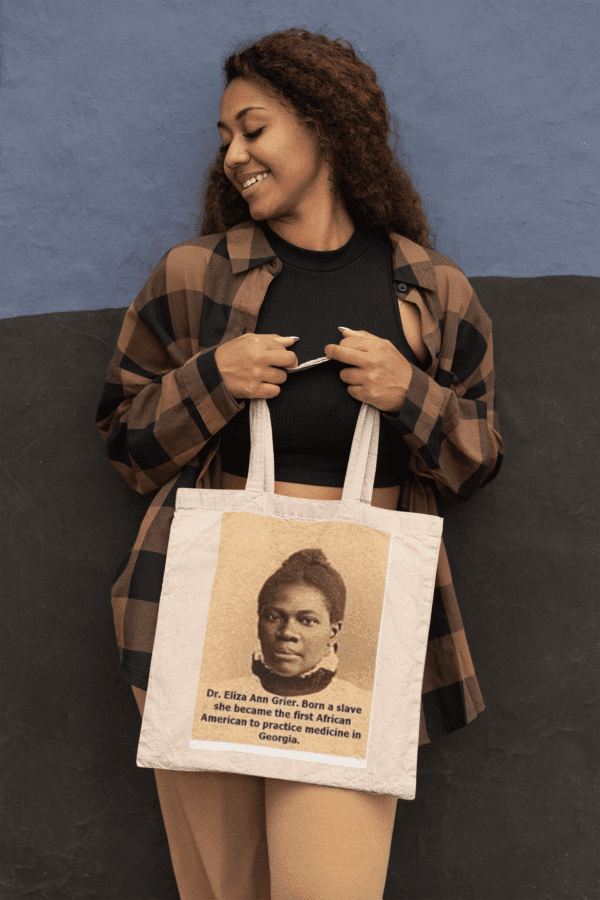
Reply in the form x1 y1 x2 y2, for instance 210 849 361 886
241 171 271 193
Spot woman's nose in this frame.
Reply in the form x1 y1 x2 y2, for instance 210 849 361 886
225 144 250 169
279 622 299 640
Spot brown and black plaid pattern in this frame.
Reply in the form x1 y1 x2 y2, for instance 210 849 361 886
97 219 504 746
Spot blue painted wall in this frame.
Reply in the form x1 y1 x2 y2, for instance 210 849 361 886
1 0 598 317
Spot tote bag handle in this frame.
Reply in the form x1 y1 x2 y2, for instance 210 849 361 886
246 397 380 505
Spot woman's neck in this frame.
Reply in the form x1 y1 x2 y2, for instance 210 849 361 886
264 203 354 252
251 646 339 697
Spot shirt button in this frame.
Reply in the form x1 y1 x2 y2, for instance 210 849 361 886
396 282 408 293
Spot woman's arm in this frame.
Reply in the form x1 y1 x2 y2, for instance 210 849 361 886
96 248 244 494
325 266 503 505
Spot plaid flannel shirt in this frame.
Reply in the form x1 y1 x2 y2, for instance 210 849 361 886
96 218 503 746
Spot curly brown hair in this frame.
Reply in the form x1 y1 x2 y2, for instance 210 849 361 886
258 549 346 624
200 27 436 249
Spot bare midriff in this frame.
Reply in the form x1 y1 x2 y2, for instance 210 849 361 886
220 470 401 511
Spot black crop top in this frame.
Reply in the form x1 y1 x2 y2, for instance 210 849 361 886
218 219 426 488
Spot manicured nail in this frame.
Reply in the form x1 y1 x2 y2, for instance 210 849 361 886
338 326 350 333
289 336 300 340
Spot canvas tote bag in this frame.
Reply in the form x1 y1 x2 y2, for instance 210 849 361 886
137 357 443 799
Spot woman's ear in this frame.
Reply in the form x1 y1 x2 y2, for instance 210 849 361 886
330 622 342 640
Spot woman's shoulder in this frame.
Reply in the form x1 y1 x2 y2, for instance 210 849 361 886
160 233 226 270
137 232 233 300
390 230 467 278
389 230 476 315
155 219 260 287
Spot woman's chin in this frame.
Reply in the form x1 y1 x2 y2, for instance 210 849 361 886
267 655 309 677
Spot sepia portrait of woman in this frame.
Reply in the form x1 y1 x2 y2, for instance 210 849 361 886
255 549 350 694
97 25 503 900
223 548 372 710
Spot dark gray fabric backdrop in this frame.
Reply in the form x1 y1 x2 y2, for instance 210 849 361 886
1 274 597 899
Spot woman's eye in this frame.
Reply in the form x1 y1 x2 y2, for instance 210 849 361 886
262 611 280 622
219 129 263 153
301 618 319 627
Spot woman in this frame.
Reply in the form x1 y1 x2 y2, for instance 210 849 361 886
202 549 373 758
97 27 503 900
218 549 371 711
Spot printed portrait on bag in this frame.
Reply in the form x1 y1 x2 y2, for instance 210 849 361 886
190 511 390 761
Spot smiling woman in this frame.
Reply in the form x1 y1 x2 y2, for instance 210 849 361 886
98 24 503 900
216 77 355 251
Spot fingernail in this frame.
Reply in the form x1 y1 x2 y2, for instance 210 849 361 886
338 326 350 333
289 336 300 340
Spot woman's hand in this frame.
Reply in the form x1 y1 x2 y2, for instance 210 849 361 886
215 333 299 400
324 327 413 414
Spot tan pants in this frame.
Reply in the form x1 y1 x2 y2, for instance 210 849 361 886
132 687 397 900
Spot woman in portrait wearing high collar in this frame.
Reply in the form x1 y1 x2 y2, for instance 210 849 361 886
97 26 503 900
221 549 371 716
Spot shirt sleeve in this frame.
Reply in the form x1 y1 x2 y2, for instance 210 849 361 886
96 248 245 494
382 267 504 503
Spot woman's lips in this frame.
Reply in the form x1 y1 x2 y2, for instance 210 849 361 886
273 648 301 657
241 172 270 193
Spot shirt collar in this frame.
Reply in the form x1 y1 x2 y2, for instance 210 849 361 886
225 218 436 292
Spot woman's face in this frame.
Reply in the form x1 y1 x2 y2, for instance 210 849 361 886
217 77 335 230
258 582 341 678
